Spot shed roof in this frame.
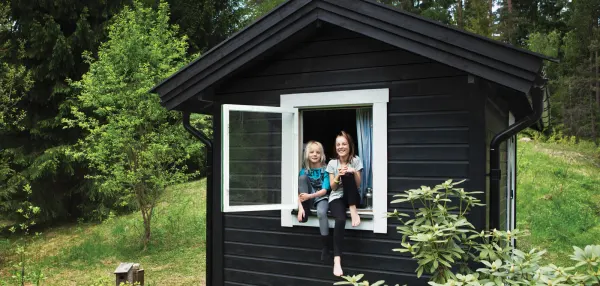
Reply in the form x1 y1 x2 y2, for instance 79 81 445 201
151 0 552 111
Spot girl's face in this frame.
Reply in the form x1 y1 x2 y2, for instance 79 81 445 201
308 144 322 164
335 136 349 158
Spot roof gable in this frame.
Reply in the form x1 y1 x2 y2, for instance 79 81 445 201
152 0 550 110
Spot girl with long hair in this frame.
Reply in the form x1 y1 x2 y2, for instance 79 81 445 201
326 131 363 276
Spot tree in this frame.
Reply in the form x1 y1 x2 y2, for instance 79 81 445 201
244 0 286 21
0 0 129 223
65 0 202 249
167 0 246 54
0 0 33 219
0 1 32 131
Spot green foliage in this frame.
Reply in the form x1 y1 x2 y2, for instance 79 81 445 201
0 0 129 224
167 0 245 53
0 185 44 286
65 0 203 248
243 0 286 21
335 274 389 286
337 179 600 285
390 180 491 282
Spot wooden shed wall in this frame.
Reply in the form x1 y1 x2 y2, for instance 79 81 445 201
209 24 486 286
485 91 510 231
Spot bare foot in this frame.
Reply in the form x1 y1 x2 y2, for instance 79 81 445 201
350 211 361 227
333 256 343 276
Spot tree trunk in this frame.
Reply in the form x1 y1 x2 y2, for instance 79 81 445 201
507 0 512 13
141 207 151 251
457 0 463 28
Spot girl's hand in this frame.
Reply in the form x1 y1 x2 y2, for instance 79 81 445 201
346 167 355 173
299 193 312 202
338 167 347 176
297 208 305 222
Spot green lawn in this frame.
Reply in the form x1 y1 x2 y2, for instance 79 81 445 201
0 180 207 285
516 140 600 266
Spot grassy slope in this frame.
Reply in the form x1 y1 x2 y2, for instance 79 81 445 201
0 180 206 285
516 140 600 266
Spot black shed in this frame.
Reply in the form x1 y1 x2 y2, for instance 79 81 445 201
151 0 551 284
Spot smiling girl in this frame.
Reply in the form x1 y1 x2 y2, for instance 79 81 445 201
327 130 363 276
297 140 332 261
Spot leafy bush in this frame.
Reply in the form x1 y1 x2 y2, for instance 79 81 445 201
336 180 600 285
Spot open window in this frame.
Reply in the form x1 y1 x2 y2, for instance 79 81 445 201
301 108 373 209
280 89 389 234
221 89 388 233
222 104 299 212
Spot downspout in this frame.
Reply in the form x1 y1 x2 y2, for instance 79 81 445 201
182 111 213 283
489 84 544 231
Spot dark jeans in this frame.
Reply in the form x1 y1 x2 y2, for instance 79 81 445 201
329 173 360 257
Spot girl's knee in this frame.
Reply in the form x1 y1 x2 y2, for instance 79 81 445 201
342 173 354 179
317 208 328 218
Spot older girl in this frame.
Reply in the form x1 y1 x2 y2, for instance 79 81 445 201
327 131 363 276
297 140 331 261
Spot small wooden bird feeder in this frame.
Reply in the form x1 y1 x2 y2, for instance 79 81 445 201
114 262 144 286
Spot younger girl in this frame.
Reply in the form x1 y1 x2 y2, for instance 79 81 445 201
297 140 331 261
327 131 363 276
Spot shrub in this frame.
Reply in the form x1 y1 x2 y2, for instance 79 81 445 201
336 180 600 285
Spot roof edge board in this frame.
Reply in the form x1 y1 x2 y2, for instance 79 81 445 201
322 0 542 72
160 2 320 104
316 1 540 81
162 12 321 110
150 0 313 95
360 0 557 62
316 11 534 94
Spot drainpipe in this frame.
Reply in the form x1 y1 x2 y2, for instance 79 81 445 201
489 84 544 231
182 111 213 283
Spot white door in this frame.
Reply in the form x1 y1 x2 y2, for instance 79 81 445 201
222 104 299 212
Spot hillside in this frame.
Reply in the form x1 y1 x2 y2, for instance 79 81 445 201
0 180 207 285
516 139 600 265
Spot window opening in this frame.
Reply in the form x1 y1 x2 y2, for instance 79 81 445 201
301 107 373 211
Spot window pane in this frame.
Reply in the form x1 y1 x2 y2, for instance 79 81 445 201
228 111 282 206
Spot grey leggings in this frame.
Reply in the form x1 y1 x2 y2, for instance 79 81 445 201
298 175 329 236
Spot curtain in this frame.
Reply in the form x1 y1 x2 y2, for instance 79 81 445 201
356 108 373 205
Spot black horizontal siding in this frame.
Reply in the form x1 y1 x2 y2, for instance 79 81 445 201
214 26 473 286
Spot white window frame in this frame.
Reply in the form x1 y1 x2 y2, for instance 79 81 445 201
222 104 299 212
279 89 389 233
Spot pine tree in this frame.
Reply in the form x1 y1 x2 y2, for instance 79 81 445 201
0 0 128 222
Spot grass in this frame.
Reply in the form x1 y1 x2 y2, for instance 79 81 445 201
0 179 207 285
516 139 600 266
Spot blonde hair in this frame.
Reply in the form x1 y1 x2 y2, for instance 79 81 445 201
303 140 326 171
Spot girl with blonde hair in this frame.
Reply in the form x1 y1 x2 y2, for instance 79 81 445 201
297 140 331 261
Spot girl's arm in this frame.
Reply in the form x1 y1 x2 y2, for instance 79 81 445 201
312 189 328 198
329 173 341 191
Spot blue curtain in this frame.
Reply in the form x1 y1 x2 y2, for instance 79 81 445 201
356 108 372 204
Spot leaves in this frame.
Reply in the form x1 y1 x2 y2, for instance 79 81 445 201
66 0 203 248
